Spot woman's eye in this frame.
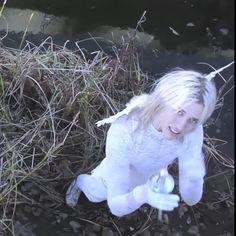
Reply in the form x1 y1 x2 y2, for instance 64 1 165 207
177 110 184 116
190 118 198 124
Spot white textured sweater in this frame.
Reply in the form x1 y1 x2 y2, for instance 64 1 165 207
92 113 206 206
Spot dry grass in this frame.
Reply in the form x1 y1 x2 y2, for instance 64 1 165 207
0 33 148 233
0 32 234 235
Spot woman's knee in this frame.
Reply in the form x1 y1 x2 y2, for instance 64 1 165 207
76 174 107 202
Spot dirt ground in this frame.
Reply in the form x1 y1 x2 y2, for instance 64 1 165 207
9 155 234 236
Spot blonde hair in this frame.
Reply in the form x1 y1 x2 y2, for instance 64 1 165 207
138 69 217 127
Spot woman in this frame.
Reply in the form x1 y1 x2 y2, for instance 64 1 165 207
65 62 233 217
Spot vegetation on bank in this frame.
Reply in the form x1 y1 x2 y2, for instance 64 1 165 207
0 33 234 236
0 0 234 233
0 33 150 233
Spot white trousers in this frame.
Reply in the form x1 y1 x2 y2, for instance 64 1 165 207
76 173 107 202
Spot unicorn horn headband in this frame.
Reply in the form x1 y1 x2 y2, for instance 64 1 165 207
205 61 234 80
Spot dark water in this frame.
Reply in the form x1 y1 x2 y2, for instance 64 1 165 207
0 0 234 50
0 1 234 235
2 0 235 49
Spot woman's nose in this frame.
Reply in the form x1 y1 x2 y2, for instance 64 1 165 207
176 118 188 131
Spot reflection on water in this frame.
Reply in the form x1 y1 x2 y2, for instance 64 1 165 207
0 7 157 46
0 7 234 60
0 6 234 79
0 8 69 35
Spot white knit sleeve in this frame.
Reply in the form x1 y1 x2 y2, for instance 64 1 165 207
102 119 133 198
178 125 206 205
100 120 145 216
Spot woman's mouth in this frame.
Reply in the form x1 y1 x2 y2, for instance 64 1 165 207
169 126 180 135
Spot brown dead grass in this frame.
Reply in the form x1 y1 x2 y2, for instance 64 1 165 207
0 32 234 235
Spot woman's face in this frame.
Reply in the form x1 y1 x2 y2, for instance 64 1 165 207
153 102 204 140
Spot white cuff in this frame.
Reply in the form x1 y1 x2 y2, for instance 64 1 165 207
132 184 147 204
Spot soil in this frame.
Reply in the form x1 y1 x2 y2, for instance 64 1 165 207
8 156 234 236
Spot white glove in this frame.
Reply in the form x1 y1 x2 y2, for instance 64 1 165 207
146 186 180 211
133 172 180 211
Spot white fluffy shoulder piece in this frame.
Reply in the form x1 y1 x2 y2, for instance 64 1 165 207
96 94 149 127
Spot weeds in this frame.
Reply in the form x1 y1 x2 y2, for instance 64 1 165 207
0 20 234 236
0 30 149 233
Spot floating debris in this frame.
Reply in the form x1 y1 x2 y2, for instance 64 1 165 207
186 22 195 27
169 26 180 36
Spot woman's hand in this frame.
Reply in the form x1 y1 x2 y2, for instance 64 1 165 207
146 185 180 211
132 183 180 211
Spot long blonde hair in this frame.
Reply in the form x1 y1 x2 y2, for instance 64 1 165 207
138 69 217 128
